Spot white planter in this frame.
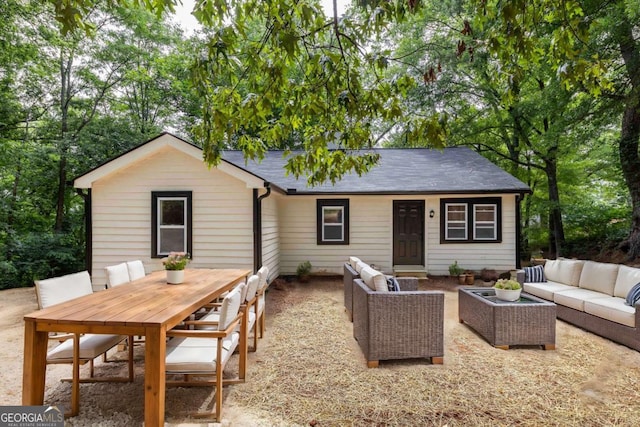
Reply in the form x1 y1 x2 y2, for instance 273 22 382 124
166 270 185 284
494 288 521 301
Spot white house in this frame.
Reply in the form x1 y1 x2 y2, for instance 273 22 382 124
73 133 531 289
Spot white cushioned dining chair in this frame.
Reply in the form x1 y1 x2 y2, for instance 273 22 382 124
165 284 247 421
34 271 134 416
126 260 146 281
192 275 260 351
255 265 270 339
104 262 131 288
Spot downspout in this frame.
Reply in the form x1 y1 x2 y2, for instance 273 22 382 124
75 188 92 274
253 182 272 272
515 193 522 269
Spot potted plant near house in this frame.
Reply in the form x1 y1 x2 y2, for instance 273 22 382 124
296 261 312 283
162 252 190 284
493 278 522 301
448 261 464 284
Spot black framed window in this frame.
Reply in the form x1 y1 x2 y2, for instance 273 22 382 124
440 197 501 243
152 191 192 257
317 199 349 245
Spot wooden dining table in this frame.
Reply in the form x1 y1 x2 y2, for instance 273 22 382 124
22 268 251 425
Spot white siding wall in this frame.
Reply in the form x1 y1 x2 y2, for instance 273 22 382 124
278 194 519 276
261 192 280 281
91 147 254 289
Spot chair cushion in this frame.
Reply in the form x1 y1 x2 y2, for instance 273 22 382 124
165 333 239 373
217 286 242 331
126 260 146 281
360 266 388 292
523 265 545 283
625 282 640 307
355 261 368 274
349 257 361 270
578 261 618 295
35 271 93 308
47 334 125 361
257 265 269 288
245 274 260 302
614 265 640 299
105 263 131 288
199 308 256 330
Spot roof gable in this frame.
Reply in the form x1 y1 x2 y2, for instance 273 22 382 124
74 133 265 189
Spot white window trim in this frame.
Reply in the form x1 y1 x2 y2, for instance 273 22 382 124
322 206 344 242
157 196 188 256
445 203 468 240
473 204 497 240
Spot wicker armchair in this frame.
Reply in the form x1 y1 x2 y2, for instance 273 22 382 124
343 263 359 321
352 278 444 368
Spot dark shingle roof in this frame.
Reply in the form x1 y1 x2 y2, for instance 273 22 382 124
222 147 530 195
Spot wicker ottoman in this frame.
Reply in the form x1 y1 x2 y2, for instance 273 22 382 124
458 287 556 350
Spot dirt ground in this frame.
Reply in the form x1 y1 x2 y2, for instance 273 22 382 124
3 277 640 426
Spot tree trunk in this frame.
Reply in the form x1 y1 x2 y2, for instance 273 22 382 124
55 50 72 232
545 155 565 259
618 16 640 260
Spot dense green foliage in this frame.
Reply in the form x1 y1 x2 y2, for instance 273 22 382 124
1 0 638 288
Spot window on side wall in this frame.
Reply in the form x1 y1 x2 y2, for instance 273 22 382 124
317 199 349 245
152 191 192 257
440 197 501 243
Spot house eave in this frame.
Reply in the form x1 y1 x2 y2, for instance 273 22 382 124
284 188 532 196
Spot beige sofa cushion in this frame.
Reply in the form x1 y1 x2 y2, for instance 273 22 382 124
544 259 584 286
584 297 636 328
553 288 607 311
360 266 388 292
523 281 575 301
349 256 361 270
614 265 640 299
578 261 618 295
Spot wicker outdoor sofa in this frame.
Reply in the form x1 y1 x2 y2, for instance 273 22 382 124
517 259 640 351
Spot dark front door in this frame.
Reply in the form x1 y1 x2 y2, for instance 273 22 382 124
393 200 425 266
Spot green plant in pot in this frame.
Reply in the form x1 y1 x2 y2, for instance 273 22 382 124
493 278 522 301
296 260 312 283
448 261 464 277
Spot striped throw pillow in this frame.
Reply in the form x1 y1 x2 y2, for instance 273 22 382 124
625 282 640 306
524 265 545 283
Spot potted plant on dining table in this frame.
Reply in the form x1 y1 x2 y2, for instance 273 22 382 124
162 252 190 284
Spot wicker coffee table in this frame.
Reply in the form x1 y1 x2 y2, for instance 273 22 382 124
458 287 556 350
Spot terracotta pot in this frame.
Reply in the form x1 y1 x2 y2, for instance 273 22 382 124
465 274 475 285
458 274 467 285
